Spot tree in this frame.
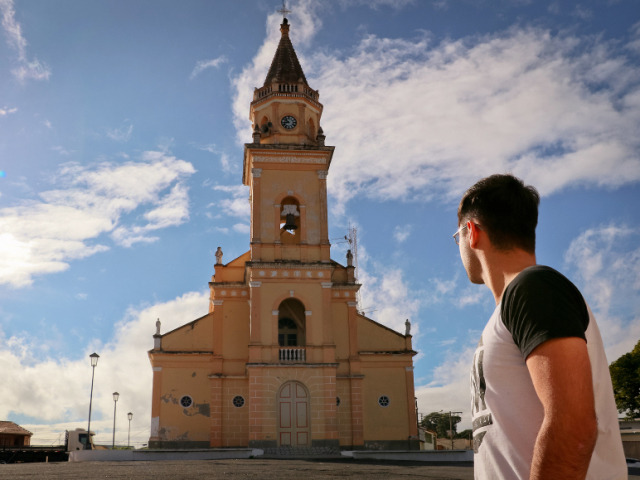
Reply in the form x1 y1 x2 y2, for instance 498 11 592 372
420 412 461 439
456 428 473 440
609 339 640 419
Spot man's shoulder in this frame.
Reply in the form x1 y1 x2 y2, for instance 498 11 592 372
507 265 574 291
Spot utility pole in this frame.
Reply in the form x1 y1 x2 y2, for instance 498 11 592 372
449 411 463 450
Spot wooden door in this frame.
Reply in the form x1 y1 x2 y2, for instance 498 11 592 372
277 382 310 447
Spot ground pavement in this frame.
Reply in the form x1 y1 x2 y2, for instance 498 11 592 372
0 458 474 479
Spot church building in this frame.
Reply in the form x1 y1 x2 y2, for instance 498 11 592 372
148 17 419 451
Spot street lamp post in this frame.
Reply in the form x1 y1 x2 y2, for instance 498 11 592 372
127 412 133 449
112 392 119 449
86 353 99 450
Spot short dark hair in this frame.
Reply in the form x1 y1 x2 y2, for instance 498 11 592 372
457 174 540 253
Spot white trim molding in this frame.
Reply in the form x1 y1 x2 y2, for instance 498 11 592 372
211 300 224 305
249 281 262 288
321 282 333 289
317 170 328 180
251 168 262 177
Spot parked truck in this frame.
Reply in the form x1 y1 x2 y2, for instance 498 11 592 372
0 428 98 463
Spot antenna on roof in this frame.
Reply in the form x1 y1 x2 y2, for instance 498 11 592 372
277 1 292 20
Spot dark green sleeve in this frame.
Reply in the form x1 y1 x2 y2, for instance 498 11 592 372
500 266 589 359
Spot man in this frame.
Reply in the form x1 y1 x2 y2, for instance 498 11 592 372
456 174 626 479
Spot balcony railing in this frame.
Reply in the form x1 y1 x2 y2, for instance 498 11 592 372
279 348 306 362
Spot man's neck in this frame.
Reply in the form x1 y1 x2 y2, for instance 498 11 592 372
480 249 537 305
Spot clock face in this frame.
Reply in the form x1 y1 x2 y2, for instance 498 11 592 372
281 116 297 130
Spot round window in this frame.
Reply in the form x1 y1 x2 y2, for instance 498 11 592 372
180 395 193 408
232 396 245 408
378 395 390 408
336 397 341 407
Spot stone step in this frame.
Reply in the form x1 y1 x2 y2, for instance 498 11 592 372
261 447 342 456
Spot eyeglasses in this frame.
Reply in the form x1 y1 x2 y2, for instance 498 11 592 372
453 223 483 245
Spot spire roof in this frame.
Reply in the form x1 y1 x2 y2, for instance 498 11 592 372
263 19 308 86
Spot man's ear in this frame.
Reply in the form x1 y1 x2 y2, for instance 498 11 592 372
467 221 482 249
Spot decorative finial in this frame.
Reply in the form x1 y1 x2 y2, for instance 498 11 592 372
156 319 161 335
405 319 411 336
215 247 223 265
278 1 291 20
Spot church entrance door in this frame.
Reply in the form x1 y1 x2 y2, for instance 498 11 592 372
277 382 310 447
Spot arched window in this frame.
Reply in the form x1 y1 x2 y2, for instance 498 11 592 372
280 197 301 244
278 318 298 346
278 299 306 347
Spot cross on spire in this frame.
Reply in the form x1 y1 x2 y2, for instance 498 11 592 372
277 1 291 20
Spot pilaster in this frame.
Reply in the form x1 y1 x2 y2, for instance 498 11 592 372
405 366 418 436
249 281 262 362
350 377 364 446
209 375 223 447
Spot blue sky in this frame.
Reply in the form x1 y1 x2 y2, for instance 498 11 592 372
1 0 639 445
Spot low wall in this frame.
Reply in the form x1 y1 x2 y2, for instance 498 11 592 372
342 449 474 462
69 448 262 462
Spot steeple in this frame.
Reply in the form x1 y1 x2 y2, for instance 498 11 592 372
264 19 308 86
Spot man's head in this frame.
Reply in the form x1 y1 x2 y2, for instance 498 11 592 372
457 174 540 283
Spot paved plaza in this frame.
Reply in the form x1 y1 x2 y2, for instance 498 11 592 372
0 458 474 479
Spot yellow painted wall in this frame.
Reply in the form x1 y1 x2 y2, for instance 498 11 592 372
259 169 321 245
158 367 211 442
222 301 250 360
357 316 406 351
331 303 350 361
221 379 250 447
336 378 353 446
362 367 410 441
162 314 213 352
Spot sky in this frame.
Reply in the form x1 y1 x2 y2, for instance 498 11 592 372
1 0 639 446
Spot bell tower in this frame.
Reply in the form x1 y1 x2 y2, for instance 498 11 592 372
243 17 334 263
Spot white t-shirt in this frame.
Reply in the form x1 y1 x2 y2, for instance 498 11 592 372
470 266 626 480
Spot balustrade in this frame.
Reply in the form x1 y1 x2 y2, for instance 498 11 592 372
279 348 306 362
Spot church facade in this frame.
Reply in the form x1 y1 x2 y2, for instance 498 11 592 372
148 18 418 451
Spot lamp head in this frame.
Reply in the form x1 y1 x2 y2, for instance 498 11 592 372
128 412 133 421
90 352 99 367
113 391 119 402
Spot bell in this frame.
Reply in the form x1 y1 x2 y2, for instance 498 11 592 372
283 213 298 231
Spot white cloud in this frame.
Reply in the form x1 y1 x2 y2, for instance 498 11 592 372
232 223 250 234
43 119 52 129
0 152 195 287
0 291 208 445
111 182 191 247
564 224 640 361
0 106 17 115
234 13 640 212
75 293 87 300
51 146 72 155
628 21 640 53
393 224 412 243
572 4 592 20
198 144 236 173
357 246 422 335
215 227 229 234
106 124 133 142
0 0 51 82
416 343 476 429
213 185 250 218
189 55 227 79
